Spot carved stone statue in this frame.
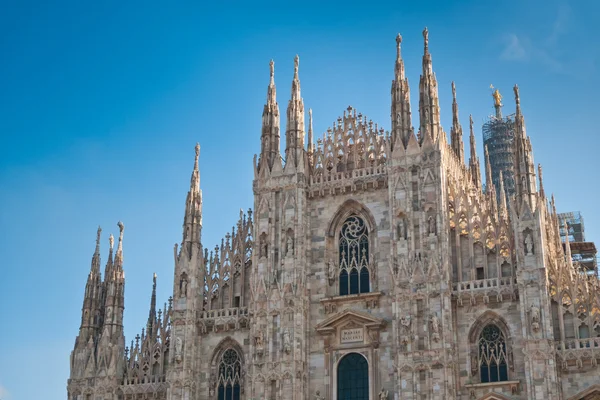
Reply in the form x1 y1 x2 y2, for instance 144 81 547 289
525 233 534 255
430 313 440 334
179 275 188 298
397 218 406 240
255 330 264 348
530 304 541 332
327 259 337 284
286 236 294 256
400 314 412 332
379 389 389 400
175 337 183 363
283 328 292 354
428 216 436 235
260 235 268 258
314 390 325 400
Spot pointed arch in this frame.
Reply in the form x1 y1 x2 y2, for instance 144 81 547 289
326 199 376 238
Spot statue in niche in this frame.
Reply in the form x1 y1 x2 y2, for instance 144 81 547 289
260 235 268 258
174 337 183 363
530 304 541 332
283 328 292 354
179 275 188 298
379 389 389 400
397 218 407 240
314 391 325 400
106 307 112 322
428 215 436 235
525 233 534 255
286 235 294 257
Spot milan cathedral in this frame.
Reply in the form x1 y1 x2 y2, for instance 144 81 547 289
68 29 600 400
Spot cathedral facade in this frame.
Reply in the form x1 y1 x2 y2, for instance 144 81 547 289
68 30 600 400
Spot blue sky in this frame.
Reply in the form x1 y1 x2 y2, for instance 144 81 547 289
0 0 598 398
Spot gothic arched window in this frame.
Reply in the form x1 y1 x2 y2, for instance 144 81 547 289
478 324 508 383
337 353 369 400
339 214 370 295
217 349 241 400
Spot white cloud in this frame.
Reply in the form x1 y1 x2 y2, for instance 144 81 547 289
500 33 528 61
0 384 10 399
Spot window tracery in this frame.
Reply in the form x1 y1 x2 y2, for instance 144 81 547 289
339 214 370 295
478 324 509 383
217 349 241 400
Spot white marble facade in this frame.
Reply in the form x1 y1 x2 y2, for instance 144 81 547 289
68 30 600 400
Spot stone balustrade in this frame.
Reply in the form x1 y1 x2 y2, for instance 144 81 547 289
453 276 516 293
556 337 600 351
199 307 249 320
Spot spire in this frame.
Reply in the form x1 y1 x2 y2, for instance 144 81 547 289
285 55 306 167
538 164 545 199
450 82 465 162
391 33 414 149
512 84 537 209
259 60 281 172
484 145 493 188
79 227 104 333
91 226 102 274
307 108 314 154
182 144 203 247
147 273 157 337
498 170 508 220
114 221 124 269
104 233 114 278
468 115 482 189
418 27 441 143
485 146 498 213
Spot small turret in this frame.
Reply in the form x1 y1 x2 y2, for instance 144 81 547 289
512 85 537 210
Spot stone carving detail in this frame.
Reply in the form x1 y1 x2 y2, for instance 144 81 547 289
397 217 407 240
428 215 436 235
174 337 183 363
327 259 336 285
286 235 294 257
430 312 440 342
314 390 325 400
179 274 188 298
283 328 292 354
379 389 389 400
530 304 541 332
255 330 265 355
525 233 534 255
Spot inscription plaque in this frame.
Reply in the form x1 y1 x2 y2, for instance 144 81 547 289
341 328 364 343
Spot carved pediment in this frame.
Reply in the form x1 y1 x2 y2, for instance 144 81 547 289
315 308 386 347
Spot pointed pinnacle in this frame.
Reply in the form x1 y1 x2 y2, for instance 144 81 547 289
423 27 429 53
293 55 299 79
269 59 275 84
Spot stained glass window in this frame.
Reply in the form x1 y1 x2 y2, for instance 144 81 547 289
339 215 370 295
337 353 369 400
478 324 508 383
218 349 241 400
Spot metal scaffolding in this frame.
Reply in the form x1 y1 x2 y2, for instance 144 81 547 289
482 113 516 202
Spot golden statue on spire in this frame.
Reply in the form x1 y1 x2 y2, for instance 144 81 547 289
491 85 502 107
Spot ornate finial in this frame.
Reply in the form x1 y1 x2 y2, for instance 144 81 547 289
513 84 520 105
396 34 402 57
153 272 157 283
269 59 275 85
309 108 312 119
294 55 299 78
117 221 124 249
423 27 429 51
109 233 114 251
469 114 474 134
451 81 457 101
96 226 102 248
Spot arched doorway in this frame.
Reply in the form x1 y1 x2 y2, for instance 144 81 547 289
337 352 369 400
